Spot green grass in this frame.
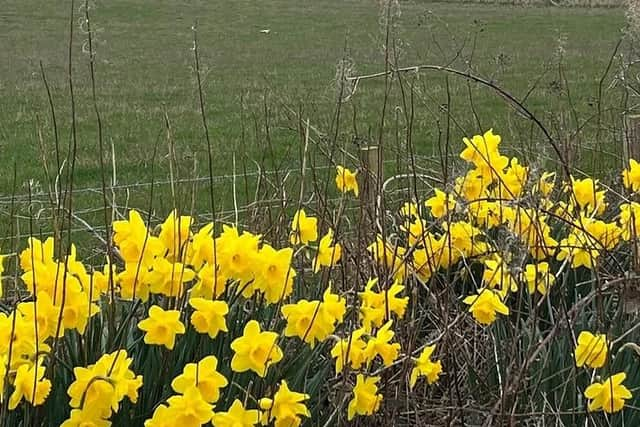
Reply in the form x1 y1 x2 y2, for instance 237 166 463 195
0 0 627 251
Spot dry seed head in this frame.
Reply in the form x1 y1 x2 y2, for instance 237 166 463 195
554 33 568 63
627 0 640 38
378 0 401 32
335 58 357 102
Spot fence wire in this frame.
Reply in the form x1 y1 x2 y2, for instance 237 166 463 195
0 155 440 250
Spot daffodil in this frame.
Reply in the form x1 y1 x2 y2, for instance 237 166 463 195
556 232 600 270
584 373 632 413
463 289 509 325
534 171 555 196
468 200 506 229
19 236 55 272
330 328 367 373
216 225 260 284
211 399 260 427
367 236 408 281
281 299 331 347
364 320 401 367
336 165 359 196
17 291 62 341
165 387 214 427
117 262 152 301
347 374 382 421
144 404 172 427
454 170 489 201
402 216 428 247
61 409 111 427
112 210 163 265
158 210 193 262
619 202 640 241
137 305 186 350
90 261 118 301
260 380 310 427
322 285 346 325
230 320 283 377
440 221 485 264
190 262 227 300
399 201 419 218
313 229 342 273
492 157 528 200
623 158 640 192
359 278 408 332
187 222 215 269
574 331 608 368
290 209 318 245
411 233 442 282
171 355 228 404
459 129 509 182
0 254 6 297
410 345 443 388
59 287 100 334
8 358 51 409
0 313 40 369
571 177 606 215
523 262 555 296
20 257 83 302
523 220 558 261
424 189 456 218
147 258 196 298
189 298 228 339
67 350 142 419
0 355 6 405
579 214 621 250
255 244 296 303
482 256 518 298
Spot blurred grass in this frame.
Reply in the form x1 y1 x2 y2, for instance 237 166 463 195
0 0 627 254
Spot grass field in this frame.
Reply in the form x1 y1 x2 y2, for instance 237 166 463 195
0 0 627 247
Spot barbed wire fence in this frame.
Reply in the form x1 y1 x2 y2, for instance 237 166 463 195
0 151 448 262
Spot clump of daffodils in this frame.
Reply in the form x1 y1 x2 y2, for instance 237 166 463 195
3 127 640 425
64 350 142 425
281 285 346 347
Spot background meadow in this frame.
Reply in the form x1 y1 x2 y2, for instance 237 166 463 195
0 0 627 248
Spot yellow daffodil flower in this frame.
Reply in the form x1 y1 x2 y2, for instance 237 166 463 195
347 374 382 421
463 289 509 325
335 165 359 196
410 345 443 388
171 355 228 404
189 298 228 339
137 305 185 350
574 331 608 368
230 320 283 377
584 373 632 413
